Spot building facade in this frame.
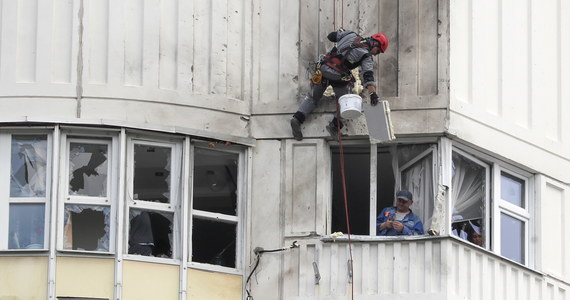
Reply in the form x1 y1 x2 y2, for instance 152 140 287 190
0 0 568 299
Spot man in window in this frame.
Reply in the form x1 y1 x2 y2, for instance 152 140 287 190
376 190 424 236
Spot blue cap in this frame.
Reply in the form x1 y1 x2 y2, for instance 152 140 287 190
396 190 413 202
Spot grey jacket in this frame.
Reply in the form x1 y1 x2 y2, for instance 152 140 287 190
320 30 376 87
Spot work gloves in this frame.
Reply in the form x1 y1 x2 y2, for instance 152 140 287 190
370 92 379 106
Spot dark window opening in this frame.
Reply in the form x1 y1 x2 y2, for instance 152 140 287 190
133 144 171 203
192 218 236 268
128 209 173 258
63 206 109 251
193 148 238 216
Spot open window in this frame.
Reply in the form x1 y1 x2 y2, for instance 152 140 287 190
1 133 51 250
126 137 181 259
331 143 436 236
451 146 533 265
190 145 243 269
59 136 116 253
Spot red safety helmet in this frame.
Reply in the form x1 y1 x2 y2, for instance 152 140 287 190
370 33 389 53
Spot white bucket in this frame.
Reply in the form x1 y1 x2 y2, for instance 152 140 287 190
338 94 362 119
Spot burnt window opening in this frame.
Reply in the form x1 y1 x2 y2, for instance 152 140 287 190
133 144 171 203
191 147 240 268
10 135 48 197
193 148 238 216
331 144 435 235
128 209 173 258
192 218 236 268
63 205 110 251
68 142 109 197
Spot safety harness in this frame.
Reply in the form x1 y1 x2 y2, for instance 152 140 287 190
321 35 371 79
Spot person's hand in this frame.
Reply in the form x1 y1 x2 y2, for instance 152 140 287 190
392 221 404 232
382 221 393 229
370 92 379 106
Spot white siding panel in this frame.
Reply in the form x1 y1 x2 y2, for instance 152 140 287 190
52 0 75 84
538 175 568 280
227 0 245 100
159 0 178 91
210 0 228 96
85 0 109 84
284 140 329 236
123 0 143 86
531 0 562 143
16 0 38 83
450 0 570 183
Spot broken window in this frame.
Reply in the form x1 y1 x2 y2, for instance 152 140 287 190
69 142 108 197
11 135 48 197
2 134 50 250
63 205 110 251
191 146 241 268
61 136 115 253
133 144 171 203
451 147 533 265
128 209 173 258
331 143 435 235
127 138 180 259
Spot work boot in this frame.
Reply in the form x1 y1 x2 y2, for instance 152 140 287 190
290 118 303 141
326 122 339 141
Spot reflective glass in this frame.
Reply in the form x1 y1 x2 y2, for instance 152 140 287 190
9 204 45 249
501 213 525 264
501 172 524 208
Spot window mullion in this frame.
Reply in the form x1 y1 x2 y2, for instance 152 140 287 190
0 134 10 249
369 143 377 235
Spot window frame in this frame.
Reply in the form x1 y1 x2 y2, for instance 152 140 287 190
452 142 535 267
188 141 246 273
124 135 183 263
0 130 53 251
56 131 118 254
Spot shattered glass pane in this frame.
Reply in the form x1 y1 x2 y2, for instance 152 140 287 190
63 205 110 252
128 209 173 258
10 135 48 197
193 148 238 216
69 143 108 197
8 204 45 249
133 144 171 203
192 218 236 268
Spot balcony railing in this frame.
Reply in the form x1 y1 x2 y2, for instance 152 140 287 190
280 236 568 300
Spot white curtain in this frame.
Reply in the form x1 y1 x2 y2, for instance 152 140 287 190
401 153 434 230
451 152 486 221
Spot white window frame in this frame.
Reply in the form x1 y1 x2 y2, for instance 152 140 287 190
188 142 246 274
452 142 534 267
0 130 53 251
492 166 533 265
124 135 183 263
57 131 118 254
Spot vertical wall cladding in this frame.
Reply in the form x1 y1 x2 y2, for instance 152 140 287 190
257 0 444 115
0 0 78 97
538 175 569 280
449 0 570 182
82 0 251 106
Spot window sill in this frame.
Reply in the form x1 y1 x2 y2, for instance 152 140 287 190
320 234 444 243
122 254 181 265
188 261 242 276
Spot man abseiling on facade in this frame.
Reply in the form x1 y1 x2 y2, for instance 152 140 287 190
290 29 389 141
376 190 424 236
